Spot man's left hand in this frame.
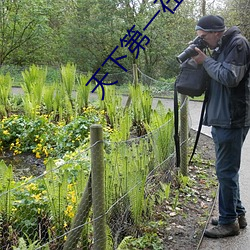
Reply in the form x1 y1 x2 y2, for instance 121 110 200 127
192 47 207 64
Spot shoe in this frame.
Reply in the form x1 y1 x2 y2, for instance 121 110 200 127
211 214 247 229
204 222 240 238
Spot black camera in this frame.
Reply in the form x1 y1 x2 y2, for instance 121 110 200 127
176 36 208 64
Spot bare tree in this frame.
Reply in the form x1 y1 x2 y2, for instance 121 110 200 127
0 0 48 65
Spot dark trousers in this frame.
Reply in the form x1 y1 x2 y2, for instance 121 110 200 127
211 126 249 225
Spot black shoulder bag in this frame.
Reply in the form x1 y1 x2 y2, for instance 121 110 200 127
174 58 210 168
175 58 208 97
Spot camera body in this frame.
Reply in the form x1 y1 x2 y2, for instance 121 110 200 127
177 36 208 64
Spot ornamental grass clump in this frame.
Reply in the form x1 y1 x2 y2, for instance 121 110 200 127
129 83 153 135
76 72 92 112
145 100 175 164
0 73 12 117
21 65 47 118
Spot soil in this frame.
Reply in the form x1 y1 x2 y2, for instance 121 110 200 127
158 130 217 250
0 152 45 180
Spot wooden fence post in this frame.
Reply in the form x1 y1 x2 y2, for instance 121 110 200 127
133 64 138 86
91 124 106 250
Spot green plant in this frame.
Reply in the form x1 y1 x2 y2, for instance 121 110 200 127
60 63 76 101
145 100 174 164
43 159 69 224
172 190 180 210
157 182 171 204
129 84 153 127
178 173 191 189
0 115 57 157
42 157 92 248
0 161 15 222
21 65 47 118
103 85 122 128
117 233 163 250
105 136 153 232
76 72 92 112
12 177 49 241
13 233 49 250
109 109 132 141
0 107 103 158
0 73 12 117
43 84 56 114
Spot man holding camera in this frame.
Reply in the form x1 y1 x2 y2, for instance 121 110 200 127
192 15 250 238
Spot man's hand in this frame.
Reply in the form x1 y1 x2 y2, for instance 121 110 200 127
192 47 207 64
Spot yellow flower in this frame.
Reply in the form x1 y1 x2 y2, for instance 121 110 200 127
3 130 9 135
12 207 17 212
36 152 41 159
43 147 49 157
65 205 74 218
71 195 76 204
26 183 37 191
32 193 42 201
14 149 22 155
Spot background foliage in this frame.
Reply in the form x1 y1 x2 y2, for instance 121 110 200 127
1 0 248 81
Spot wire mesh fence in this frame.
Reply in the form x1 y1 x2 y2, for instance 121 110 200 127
0 115 191 249
0 65 191 249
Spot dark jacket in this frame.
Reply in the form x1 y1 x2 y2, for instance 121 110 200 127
203 26 250 128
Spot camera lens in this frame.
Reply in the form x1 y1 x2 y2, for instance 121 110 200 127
176 44 198 63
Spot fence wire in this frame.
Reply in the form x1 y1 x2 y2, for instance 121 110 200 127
137 67 175 96
0 117 192 249
0 68 193 249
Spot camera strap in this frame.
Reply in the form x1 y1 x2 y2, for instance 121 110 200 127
189 91 208 164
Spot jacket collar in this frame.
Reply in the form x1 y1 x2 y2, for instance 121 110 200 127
221 26 241 46
212 26 241 58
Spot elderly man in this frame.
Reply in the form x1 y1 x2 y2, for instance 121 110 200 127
192 15 250 238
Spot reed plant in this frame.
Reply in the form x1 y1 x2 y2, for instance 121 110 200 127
145 100 174 164
60 63 76 103
126 140 150 224
109 109 132 141
103 85 122 128
0 73 12 117
43 84 56 114
52 83 73 122
43 157 89 229
105 136 153 226
21 65 47 118
76 73 92 112
43 159 69 245
0 161 14 222
129 84 153 135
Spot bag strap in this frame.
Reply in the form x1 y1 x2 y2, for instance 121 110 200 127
189 91 208 164
174 80 208 168
189 48 210 163
174 80 180 168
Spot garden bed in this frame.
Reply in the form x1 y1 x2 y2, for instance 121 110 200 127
0 130 217 249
